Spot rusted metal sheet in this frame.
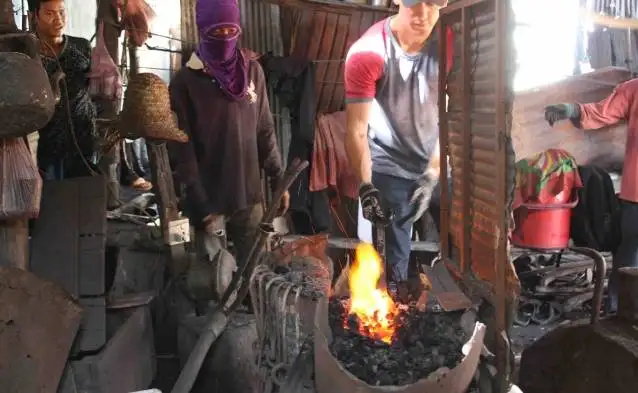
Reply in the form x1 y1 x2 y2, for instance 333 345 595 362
239 0 283 55
0 266 83 393
58 306 156 393
278 0 393 113
512 67 630 168
440 0 518 300
439 1 517 388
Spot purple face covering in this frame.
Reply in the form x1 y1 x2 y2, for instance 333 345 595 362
196 0 249 101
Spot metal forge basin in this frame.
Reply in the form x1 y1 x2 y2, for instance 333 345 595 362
314 297 486 393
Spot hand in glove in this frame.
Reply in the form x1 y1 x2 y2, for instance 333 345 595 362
403 171 439 226
544 103 580 126
359 183 391 224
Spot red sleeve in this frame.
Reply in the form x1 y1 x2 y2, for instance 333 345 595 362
579 80 634 130
445 26 454 75
344 39 384 102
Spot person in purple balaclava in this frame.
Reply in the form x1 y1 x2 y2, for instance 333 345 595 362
168 0 289 270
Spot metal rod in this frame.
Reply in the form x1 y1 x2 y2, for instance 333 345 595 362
569 246 606 324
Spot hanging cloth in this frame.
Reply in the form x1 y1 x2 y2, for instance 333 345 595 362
88 22 123 103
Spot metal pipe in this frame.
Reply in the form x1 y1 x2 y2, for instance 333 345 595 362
570 246 606 324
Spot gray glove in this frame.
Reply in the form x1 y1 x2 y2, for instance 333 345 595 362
402 171 438 225
544 103 580 126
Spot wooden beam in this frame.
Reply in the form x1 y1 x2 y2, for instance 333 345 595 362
96 0 121 209
0 220 28 269
581 8 638 30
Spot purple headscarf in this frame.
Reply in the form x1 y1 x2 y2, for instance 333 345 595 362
196 0 249 101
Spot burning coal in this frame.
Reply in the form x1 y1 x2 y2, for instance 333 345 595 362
329 244 468 386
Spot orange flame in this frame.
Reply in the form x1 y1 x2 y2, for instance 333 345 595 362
347 243 397 343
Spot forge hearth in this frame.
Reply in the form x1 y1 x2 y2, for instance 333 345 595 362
314 296 485 393
328 297 468 386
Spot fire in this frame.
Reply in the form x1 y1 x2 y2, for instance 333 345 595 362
347 243 397 343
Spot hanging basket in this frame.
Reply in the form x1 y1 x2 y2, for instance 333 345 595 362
119 73 189 143
0 48 56 138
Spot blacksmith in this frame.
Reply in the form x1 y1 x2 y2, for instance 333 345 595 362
545 79 638 313
30 0 98 179
345 0 452 292
169 0 288 267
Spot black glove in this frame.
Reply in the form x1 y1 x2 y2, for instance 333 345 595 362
544 103 580 126
402 171 438 225
359 183 390 223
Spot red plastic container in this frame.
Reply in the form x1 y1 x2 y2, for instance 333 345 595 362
511 195 579 251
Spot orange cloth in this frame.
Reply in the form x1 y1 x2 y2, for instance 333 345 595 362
310 111 358 199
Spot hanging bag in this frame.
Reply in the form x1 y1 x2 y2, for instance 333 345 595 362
88 22 123 102
0 138 43 220
115 0 156 47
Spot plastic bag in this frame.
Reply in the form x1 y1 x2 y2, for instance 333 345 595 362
88 22 123 102
0 137 43 220
115 0 156 47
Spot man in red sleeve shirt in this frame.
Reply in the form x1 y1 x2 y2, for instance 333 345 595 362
344 0 451 291
545 78 638 313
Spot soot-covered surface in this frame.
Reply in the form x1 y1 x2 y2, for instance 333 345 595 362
328 297 468 386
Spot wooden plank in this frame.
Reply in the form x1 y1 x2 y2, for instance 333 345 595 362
30 180 80 295
31 177 107 297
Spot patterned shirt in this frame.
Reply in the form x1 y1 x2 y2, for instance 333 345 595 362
344 19 453 180
37 35 97 168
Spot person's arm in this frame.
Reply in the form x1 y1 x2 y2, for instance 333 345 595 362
168 73 209 220
255 63 284 182
344 44 384 184
578 82 632 130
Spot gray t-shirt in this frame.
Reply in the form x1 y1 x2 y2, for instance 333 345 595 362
344 18 444 180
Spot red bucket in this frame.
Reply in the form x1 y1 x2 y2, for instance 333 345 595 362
511 195 579 251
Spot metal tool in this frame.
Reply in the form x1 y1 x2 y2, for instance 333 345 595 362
373 210 394 288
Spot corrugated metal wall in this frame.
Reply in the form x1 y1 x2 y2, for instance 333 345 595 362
238 0 290 161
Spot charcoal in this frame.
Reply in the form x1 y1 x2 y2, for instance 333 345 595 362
328 297 468 386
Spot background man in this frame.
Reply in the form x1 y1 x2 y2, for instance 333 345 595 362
545 78 638 313
344 0 452 293
30 0 98 179
169 0 288 268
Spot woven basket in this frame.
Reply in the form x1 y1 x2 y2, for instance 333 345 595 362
119 72 188 143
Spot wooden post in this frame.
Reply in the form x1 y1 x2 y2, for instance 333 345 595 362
127 41 187 274
0 2 29 269
617 267 638 323
0 220 29 269
96 0 121 209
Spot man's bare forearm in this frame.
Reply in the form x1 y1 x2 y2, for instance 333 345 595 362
346 102 373 184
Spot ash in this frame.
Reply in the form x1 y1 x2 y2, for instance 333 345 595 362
328 297 468 386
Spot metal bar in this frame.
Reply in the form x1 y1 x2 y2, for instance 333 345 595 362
437 18 451 262
494 0 510 391
442 0 489 15
460 7 472 274
280 235 440 252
